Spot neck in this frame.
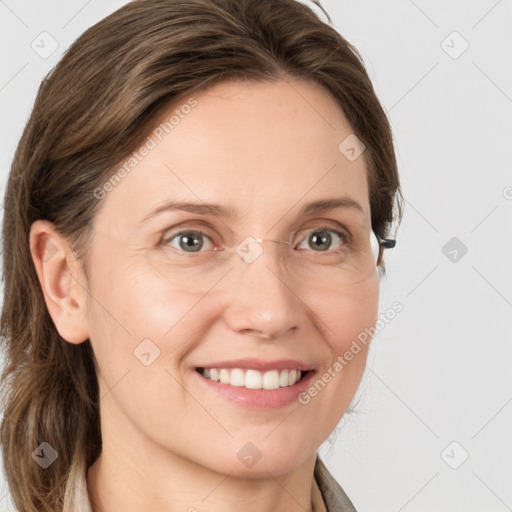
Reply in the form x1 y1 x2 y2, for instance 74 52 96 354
87 427 318 512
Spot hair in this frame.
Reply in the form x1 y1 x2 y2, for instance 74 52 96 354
0 0 403 509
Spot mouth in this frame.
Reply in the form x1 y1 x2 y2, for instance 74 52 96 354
195 367 312 390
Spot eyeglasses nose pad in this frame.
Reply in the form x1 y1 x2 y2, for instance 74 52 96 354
370 230 380 265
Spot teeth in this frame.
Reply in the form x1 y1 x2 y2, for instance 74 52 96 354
245 369 263 389
219 369 230 384
200 367 303 389
262 370 280 390
230 368 245 387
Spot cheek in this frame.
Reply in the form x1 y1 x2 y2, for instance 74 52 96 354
85 250 216 381
313 275 379 351
283 276 379 449
314 277 379 395
84 260 201 439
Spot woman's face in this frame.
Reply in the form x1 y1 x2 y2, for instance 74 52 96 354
83 78 379 476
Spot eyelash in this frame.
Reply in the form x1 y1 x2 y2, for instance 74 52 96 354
161 227 351 255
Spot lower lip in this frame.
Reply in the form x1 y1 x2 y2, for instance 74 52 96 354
194 369 316 409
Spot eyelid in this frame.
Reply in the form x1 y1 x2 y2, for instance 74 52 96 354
161 221 218 243
295 220 351 237
161 216 351 236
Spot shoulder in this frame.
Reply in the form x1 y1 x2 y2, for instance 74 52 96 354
314 455 359 512
65 461 93 512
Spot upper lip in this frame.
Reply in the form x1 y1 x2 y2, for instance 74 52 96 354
196 358 314 372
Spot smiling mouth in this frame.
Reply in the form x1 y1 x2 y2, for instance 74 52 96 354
195 367 310 390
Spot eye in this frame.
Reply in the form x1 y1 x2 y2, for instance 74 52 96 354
296 228 349 253
161 226 350 255
164 230 214 253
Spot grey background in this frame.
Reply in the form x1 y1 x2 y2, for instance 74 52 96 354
1 1 511 510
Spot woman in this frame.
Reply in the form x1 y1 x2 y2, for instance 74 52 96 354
0 0 403 510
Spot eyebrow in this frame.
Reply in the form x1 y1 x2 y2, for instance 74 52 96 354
140 196 365 223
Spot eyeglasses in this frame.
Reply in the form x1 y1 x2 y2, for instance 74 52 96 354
373 231 396 268
250 230 395 260
374 231 396 251
143 225 396 291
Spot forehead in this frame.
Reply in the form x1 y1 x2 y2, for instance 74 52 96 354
95 78 370 232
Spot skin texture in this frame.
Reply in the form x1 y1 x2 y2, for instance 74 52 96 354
29 78 380 512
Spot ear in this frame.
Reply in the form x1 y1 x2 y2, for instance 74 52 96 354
29 219 89 344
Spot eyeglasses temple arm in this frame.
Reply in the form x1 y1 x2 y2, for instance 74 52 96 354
375 233 396 249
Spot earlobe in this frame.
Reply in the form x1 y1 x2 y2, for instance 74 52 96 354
29 220 89 345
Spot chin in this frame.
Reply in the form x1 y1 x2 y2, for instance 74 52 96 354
196 438 317 479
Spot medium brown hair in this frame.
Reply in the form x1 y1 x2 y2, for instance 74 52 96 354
0 0 403 509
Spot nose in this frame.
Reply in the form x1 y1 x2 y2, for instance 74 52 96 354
222 238 302 340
